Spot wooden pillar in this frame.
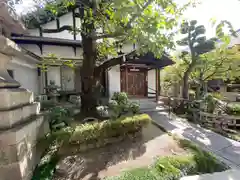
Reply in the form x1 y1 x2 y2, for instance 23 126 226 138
155 68 159 102
155 68 161 102
125 64 128 93
158 68 161 96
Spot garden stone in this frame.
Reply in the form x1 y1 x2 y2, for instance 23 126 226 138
96 105 110 118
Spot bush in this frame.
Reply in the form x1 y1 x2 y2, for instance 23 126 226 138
109 92 140 118
226 103 240 115
70 114 151 143
48 107 73 131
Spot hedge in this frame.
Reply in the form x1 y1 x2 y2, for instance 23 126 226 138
70 114 151 143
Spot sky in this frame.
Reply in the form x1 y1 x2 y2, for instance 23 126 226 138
15 0 240 39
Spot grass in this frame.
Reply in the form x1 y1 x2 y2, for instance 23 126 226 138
105 138 227 180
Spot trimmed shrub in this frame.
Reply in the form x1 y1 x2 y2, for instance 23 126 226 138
226 103 240 116
109 92 140 118
70 114 151 143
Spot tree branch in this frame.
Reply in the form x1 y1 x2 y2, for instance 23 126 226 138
203 57 226 81
94 31 125 39
94 50 136 76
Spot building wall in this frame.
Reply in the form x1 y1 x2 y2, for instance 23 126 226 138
108 65 121 97
27 11 79 40
7 57 39 95
47 66 61 87
61 66 75 91
147 69 156 97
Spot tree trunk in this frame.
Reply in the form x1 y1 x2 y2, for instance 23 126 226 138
80 33 99 116
182 70 191 99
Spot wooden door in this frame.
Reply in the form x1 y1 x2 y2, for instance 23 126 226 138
121 67 147 97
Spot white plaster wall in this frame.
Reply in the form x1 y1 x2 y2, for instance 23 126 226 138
47 66 61 87
147 69 156 97
27 29 40 36
7 58 39 95
28 12 78 40
59 13 74 40
20 44 41 56
42 45 77 58
121 44 134 53
61 66 75 91
42 19 63 39
108 65 121 97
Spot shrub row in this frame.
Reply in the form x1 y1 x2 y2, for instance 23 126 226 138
70 114 151 143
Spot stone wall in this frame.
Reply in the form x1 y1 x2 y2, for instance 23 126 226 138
0 36 50 180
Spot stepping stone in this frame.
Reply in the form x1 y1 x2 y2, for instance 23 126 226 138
180 170 240 180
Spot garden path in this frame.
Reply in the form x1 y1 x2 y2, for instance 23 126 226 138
145 106 240 169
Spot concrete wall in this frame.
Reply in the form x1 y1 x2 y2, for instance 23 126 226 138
7 57 39 95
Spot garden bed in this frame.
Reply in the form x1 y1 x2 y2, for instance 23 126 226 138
53 124 187 180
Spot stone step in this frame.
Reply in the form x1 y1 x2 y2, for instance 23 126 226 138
180 170 240 180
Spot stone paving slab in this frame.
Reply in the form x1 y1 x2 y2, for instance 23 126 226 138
180 170 240 180
216 145 240 166
146 109 240 168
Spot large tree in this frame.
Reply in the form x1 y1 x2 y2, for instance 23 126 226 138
20 0 192 116
176 20 217 99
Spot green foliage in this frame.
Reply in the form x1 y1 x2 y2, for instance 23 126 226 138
48 106 73 131
106 139 226 180
70 114 151 143
109 92 140 118
203 94 217 113
129 102 140 114
194 44 240 82
20 0 193 58
112 92 129 104
177 139 227 173
226 103 240 116
210 92 224 100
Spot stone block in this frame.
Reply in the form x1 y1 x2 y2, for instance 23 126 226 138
0 145 43 180
0 88 33 110
0 114 49 146
0 114 49 180
0 102 40 129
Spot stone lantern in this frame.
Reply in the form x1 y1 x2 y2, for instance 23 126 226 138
0 1 49 180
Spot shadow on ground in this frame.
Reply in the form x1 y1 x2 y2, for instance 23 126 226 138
53 125 162 180
147 111 240 167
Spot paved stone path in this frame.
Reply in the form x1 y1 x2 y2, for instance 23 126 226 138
145 110 240 169
180 169 240 180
